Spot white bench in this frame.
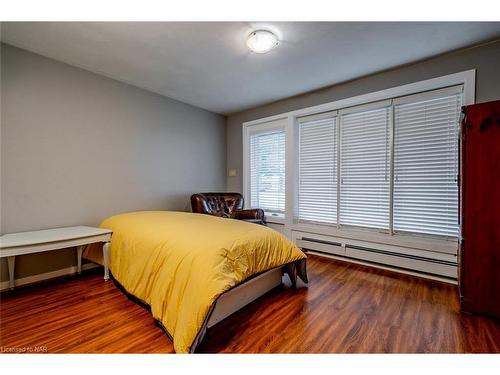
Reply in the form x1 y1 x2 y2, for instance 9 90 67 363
0 226 112 290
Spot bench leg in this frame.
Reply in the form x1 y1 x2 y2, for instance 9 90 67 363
7 256 15 290
76 246 84 274
103 242 110 281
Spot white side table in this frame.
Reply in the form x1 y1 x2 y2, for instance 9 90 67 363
0 226 112 290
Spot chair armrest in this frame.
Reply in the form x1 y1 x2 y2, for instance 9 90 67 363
233 208 265 221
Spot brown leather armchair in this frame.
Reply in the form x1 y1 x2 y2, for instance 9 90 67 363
190 193 265 225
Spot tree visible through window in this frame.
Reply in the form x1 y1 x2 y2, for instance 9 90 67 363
250 130 286 214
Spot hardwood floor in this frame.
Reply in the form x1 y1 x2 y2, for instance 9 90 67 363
1 254 499 353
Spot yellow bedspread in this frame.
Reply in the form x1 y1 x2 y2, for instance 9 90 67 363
84 211 306 353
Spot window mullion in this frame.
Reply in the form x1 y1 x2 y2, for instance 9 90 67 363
389 103 395 235
336 115 342 228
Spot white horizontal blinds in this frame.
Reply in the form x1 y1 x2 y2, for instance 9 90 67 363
393 86 463 237
250 129 286 213
340 102 391 230
298 113 337 224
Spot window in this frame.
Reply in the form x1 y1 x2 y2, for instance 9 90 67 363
248 125 286 214
298 112 338 224
294 86 463 238
340 103 391 230
393 86 462 237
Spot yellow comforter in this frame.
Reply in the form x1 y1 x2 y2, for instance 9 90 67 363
84 211 306 353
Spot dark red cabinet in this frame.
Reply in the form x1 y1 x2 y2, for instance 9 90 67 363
459 100 500 319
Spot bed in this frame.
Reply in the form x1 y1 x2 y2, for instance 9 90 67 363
83 210 307 353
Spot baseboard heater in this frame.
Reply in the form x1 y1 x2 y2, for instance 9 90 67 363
296 237 457 279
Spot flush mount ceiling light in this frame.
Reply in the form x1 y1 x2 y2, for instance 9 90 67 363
246 30 279 54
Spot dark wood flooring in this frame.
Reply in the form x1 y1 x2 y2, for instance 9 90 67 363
1 255 499 353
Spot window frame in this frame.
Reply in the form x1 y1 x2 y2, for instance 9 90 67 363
242 70 475 251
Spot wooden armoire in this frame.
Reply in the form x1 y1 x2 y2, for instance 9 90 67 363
459 100 500 319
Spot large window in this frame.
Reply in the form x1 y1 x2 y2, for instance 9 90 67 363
248 124 286 214
296 86 463 238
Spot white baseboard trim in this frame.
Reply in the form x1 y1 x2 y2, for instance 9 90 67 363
0 263 100 291
308 250 458 285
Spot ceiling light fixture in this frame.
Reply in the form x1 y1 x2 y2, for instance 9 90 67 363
246 30 279 54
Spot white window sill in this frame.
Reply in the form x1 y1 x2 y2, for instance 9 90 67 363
265 213 285 225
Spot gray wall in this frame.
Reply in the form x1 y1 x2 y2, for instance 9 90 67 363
226 39 500 192
1 44 226 281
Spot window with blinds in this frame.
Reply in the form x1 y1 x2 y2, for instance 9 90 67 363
292 85 463 238
298 113 338 224
249 129 286 214
393 86 462 237
339 104 391 230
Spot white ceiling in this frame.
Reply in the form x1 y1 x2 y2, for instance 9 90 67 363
2 22 500 115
